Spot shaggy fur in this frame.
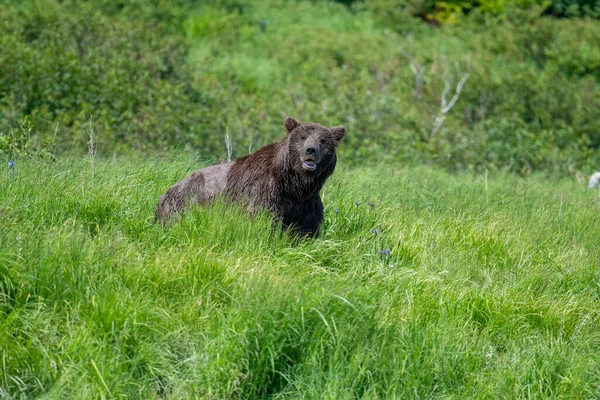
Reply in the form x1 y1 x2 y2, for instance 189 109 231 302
155 117 345 236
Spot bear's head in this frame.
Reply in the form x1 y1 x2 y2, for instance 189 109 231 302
284 117 345 176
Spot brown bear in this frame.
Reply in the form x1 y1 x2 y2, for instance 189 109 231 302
154 117 346 237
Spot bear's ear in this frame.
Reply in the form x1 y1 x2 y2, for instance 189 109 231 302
284 117 301 133
330 126 346 143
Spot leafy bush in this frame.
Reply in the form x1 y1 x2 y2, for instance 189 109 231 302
364 0 552 24
0 1 212 153
547 0 600 16
364 0 600 22
0 116 55 160
0 0 599 175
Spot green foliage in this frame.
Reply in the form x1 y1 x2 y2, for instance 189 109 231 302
0 115 55 160
364 0 600 21
0 0 210 153
2 157 600 397
364 0 552 24
548 0 600 16
0 0 599 175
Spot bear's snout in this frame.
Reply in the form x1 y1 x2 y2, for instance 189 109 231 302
305 145 318 157
301 142 320 171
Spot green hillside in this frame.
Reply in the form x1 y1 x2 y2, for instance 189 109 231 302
1 0 599 174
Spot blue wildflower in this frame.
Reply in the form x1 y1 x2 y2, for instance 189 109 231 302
371 228 380 235
355 202 360 207
368 203 375 209
335 208 339 214
8 159 15 174
378 249 390 256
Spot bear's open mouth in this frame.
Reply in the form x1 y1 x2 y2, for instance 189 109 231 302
302 161 317 170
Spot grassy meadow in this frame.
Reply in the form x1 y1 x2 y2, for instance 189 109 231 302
1 157 600 398
3 0 600 398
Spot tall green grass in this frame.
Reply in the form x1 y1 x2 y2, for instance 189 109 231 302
1 157 600 398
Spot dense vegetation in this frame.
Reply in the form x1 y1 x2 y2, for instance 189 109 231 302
2 0 600 398
2 158 600 398
1 0 599 174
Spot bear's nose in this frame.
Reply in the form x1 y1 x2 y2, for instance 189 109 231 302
305 145 318 157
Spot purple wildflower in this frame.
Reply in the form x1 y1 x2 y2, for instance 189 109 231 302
335 209 339 214
371 228 380 235
355 202 360 207
368 203 375 209
378 249 390 256
8 159 15 174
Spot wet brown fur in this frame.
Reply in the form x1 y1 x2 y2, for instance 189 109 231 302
155 117 345 237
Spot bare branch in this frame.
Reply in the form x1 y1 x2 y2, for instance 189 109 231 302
430 57 472 138
430 114 447 138
441 59 471 114
87 116 96 180
441 78 451 109
410 59 424 100
409 60 418 75
454 60 461 75
224 127 232 162
401 49 424 100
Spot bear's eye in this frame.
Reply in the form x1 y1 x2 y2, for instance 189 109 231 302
300 135 307 141
319 138 325 144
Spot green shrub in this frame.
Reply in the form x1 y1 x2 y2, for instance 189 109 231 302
547 0 600 16
364 0 600 21
0 116 55 160
0 0 599 175
0 1 212 153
